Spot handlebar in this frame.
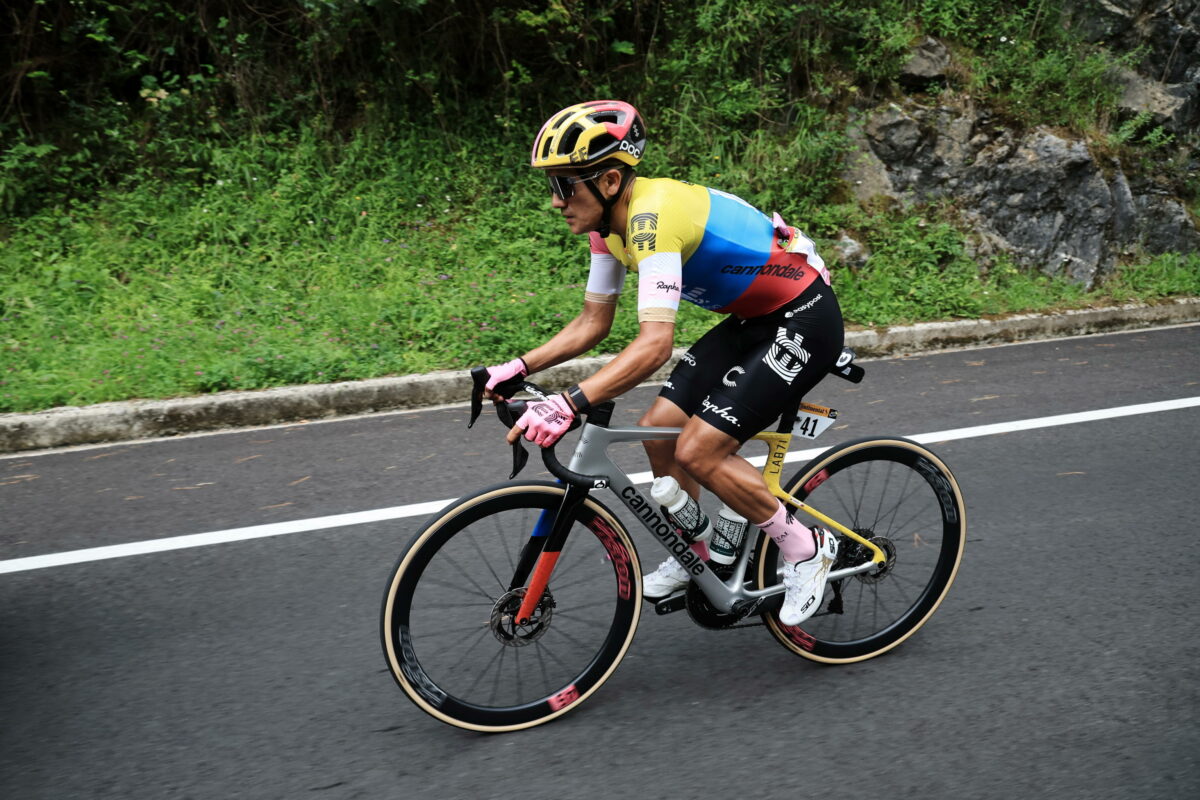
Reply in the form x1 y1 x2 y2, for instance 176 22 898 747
468 367 610 489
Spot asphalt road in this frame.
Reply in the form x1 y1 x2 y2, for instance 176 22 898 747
2 325 1198 800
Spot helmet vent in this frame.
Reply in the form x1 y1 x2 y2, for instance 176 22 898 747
589 132 616 154
558 124 584 155
591 112 620 124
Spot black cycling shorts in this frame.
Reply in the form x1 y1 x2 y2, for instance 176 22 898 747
659 282 844 442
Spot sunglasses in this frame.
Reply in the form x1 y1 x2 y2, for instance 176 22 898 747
546 169 611 201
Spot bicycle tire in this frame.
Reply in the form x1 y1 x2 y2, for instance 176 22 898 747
381 481 642 732
754 437 966 663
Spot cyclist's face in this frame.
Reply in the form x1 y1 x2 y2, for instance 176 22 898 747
547 168 619 235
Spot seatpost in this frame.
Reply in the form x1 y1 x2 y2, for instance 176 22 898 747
775 397 803 435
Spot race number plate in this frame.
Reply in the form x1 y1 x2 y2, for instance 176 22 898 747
795 402 838 440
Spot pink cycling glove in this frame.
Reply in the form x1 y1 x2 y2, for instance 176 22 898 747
516 394 575 447
485 357 529 399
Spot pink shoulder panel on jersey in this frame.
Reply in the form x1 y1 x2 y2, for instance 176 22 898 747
589 231 613 255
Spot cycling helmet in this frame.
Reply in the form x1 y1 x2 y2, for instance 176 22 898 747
531 101 645 237
531 100 646 170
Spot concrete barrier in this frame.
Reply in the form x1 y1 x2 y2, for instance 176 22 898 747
2 298 1196 454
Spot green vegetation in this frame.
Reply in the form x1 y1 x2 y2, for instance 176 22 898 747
2 1 1196 413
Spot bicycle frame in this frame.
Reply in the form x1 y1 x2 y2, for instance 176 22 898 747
528 421 888 615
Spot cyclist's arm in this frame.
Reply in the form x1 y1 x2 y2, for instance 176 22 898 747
572 247 682 406
518 236 625 373
518 298 617 373
573 319 674 405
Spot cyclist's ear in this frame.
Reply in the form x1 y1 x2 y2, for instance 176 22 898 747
601 168 625 198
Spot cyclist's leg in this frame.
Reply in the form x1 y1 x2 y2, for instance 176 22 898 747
640 314 744 512
637 396 713 568
676 285 844 578
639 396 695 493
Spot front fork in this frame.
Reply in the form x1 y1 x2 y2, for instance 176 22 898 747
511 482 591 625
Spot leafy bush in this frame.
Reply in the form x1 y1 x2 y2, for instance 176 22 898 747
2 0 1195 413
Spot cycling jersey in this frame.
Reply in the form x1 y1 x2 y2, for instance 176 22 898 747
584 178 830 323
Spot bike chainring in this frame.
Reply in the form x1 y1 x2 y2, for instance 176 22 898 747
490 588 555 646
684 573 762 630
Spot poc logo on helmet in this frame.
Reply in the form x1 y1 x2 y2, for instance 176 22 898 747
619 141 642 158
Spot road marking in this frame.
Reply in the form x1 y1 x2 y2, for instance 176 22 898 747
2 396 1198 575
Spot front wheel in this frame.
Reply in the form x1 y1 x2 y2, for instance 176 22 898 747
755 437 966 663
381 481 642 732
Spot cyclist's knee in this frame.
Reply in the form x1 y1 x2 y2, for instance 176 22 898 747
674 427 735 480
639 396 688 428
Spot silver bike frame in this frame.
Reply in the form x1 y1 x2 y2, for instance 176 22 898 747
566 421 776 614
565 420 879 613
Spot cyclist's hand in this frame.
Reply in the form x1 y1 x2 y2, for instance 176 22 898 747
483 358 529 401
506 394 575 448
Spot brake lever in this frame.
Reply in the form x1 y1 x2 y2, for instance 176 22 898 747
503 399 530 479
468 368 529 428
468 367 488 428
509 437 529 479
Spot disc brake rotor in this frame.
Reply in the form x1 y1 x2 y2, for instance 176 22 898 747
490 588 555 646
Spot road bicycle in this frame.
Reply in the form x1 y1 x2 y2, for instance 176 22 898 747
381 349 966 732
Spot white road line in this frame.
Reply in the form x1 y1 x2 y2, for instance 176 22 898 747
3 396 1198 575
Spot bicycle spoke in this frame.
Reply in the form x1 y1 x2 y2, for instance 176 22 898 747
385 487 641 729
431 599 498 611
552 611 614 632
464 528 509 592
463 639 507 700
430 550 496 602
420 624 493 669
535 639 554 696
551 568 610 594
555 596 617 614
488 645 508 706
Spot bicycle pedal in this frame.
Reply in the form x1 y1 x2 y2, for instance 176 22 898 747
652 593 687 615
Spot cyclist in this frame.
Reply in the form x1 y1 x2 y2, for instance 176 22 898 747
483 100 844 626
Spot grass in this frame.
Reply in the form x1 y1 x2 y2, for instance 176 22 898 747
2 119 1197 415
5 2 1198 414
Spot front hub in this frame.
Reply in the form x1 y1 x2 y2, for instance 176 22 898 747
490 588 555 646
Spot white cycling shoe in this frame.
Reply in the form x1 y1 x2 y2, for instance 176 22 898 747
642 556 691 599
779 527 838 626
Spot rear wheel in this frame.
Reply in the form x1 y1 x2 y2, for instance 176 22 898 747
755 437 965 663
381 482 642 732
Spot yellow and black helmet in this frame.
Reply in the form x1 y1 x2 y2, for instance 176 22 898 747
531 100 646 170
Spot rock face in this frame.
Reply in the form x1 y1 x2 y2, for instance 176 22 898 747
1063 0 1200 134
1065 0 1199 83
844 102 1199 286
841 3 1199 286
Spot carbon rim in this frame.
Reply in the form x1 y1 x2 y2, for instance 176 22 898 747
382 484 641 731
758 439 965 663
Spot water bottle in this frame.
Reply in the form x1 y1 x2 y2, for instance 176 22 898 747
650 476 712 543
709 504 749 565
